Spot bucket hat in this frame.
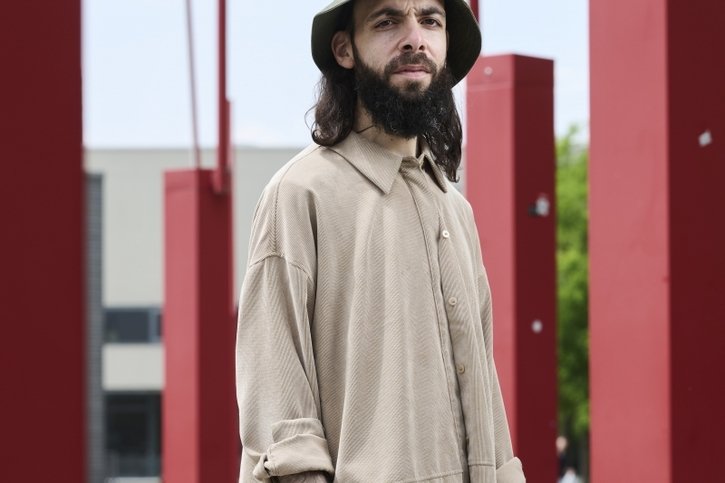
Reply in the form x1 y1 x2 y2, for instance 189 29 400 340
311 0 482 85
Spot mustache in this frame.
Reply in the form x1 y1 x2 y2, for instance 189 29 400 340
383 52 438 79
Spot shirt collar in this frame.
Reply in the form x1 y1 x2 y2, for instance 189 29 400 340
418 140 449 193
329 131 449 195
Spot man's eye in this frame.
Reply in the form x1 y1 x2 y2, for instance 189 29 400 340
422 18 442 27
375 19 395 28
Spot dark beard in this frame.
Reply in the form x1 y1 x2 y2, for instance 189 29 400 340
353 49 456 139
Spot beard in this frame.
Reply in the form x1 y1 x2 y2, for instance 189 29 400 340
353 47 456 139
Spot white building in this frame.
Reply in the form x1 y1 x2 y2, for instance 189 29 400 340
86 146 300 481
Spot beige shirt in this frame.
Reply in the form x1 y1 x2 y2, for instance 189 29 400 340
236 132 525 483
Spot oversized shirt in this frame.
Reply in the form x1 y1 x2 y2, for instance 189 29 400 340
236 132 526 483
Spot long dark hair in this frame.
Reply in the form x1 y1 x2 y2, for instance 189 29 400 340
311 63 464 183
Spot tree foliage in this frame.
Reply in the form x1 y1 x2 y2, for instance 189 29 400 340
556 126 589 439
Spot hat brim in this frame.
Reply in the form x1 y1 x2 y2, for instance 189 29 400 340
311 0 482 86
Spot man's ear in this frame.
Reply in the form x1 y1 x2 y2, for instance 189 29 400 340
332 31 355 70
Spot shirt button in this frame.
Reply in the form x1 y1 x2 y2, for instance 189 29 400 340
441 230 450 239
457 363 466 375
448 297 458 306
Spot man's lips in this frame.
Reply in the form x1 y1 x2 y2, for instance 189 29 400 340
394 65 430 74
393 65 431 79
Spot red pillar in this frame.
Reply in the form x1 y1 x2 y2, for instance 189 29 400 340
0 2 85 482
589 0 725 481
466 54 558 481
163 170 239 482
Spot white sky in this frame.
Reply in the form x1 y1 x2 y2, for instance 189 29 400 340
83 0 588 149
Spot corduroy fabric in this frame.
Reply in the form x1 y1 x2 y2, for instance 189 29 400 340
236 132 525 483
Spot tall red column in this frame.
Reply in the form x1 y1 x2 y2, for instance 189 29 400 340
589 1 725 482
466 54 558 481
163 170 239 483
0 2 85 482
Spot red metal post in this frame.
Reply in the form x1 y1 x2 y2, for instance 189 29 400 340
466 54 558 481
163 170 238 483
470 0 480 22
214 0 232 194
163 0 238 479
589 0 725 481
0 1 85 482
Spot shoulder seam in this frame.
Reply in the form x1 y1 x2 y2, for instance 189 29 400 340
270 144 324 253
248 253 314 283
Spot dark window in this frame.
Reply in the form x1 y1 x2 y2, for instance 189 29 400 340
105 307 162 343
106 393 161 477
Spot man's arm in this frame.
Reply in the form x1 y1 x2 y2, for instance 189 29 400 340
237 255 334 482
470 212 526 483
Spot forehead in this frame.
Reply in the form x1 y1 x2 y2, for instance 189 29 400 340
353 0 446 23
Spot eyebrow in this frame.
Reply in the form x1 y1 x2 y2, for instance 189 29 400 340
420 6 446 17
366 5 446 23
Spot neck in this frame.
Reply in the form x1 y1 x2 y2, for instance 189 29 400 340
354 104 418 158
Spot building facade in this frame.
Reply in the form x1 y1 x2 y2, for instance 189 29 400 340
86 146 298 481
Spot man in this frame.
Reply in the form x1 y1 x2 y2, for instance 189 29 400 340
236 0 526 482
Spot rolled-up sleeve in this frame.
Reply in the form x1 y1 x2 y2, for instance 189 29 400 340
495 456 525 483
237 254 333 482
252 419 333 480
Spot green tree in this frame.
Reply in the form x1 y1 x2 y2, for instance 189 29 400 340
556 126 590 465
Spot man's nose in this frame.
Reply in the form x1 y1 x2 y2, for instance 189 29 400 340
399 20 425 52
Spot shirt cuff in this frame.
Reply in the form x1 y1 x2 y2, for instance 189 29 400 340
252 418 334 481
496 457 526 483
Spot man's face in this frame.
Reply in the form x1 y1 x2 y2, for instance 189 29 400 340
347 0 448 93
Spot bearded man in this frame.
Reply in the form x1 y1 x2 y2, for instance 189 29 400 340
236 1 526 482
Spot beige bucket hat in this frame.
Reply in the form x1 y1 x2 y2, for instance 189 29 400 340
311 0 482 85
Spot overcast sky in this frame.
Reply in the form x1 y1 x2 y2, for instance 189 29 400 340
83 0 588 149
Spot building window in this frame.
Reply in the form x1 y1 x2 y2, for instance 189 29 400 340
105 307 162 343
105 392 161 478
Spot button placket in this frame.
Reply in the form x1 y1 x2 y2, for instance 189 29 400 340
400 156 466 454
437 214 496 465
